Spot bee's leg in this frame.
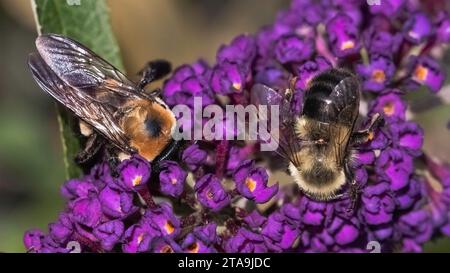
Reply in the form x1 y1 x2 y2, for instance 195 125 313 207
151 140 183 173
350 113 385 145
75 133 104 164
346 182 360 213
139 88 162 103
137 60 172 90
284 76 298 102
148 88 161 97
343 161 360 213
104 146 121 177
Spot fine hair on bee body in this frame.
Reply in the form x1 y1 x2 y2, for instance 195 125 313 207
28 34 179 165
287 68 383 202
251 68 384 205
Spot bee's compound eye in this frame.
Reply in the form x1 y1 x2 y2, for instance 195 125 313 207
145 118 162 137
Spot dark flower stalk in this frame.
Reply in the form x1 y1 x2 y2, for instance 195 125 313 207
25 0 450 253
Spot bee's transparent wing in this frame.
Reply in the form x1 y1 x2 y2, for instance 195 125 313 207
330 76 360 123
35 34 139 105
329 105 358 168
329 76 360 167
250 83 292 125
28 53 134 153
250 83 303 166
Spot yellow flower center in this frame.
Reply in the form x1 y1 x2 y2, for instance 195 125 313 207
232 82 242 91
413 65 428 82
340 40 355 50
164 220 175 235
132 175 143 187
206 189 214 200
383 102 395 116
137 233 145 244
160 245 174 253
187 242 200 253
245 178 257 192
371 69 386 83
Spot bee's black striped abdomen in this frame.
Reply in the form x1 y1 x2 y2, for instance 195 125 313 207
302 68 360 125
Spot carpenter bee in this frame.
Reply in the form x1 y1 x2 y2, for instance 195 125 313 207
28 34 178 164
252 68 383 203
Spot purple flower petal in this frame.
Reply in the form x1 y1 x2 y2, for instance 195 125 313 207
117 155 151 191
159 160 187 198
403 12 433 44
70 195 102 228
195 174 230 212
292 55 332 90
48 213 73 244
235 167 279 203
182 144 208 171
326 14 361 57
143 202 180 238
369 91 407 121
356 54 396 92
98 186 137 218
406 56 445 93
93 220 124 251
150 237 182 253
274 34 314 63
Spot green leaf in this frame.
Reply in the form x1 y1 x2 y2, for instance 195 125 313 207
31 0 124 179
424 237 450 253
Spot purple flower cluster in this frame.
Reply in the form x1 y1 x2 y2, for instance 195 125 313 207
25 0 450 253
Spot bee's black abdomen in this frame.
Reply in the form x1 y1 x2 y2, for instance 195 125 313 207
302 68 360 125
310 69 354 88
302 79 338 123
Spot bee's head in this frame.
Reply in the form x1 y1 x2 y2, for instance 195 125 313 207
122 99 176 161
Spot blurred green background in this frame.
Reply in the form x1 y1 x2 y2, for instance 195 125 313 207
0 0 449 252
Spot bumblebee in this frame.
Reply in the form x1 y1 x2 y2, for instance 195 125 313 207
252 68 383 202
28 34 177 163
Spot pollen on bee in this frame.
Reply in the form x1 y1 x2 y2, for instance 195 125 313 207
79 120 93 136
118 152 132 162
